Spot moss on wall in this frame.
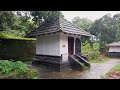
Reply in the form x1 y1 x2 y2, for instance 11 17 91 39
0 39 36 62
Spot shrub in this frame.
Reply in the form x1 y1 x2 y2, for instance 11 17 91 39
0 60 39 79
82 41 100 61
13 69 39 79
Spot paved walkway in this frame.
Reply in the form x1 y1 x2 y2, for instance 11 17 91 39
30 58 120 79
77 59 120 79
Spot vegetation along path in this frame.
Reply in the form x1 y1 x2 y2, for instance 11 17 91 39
78 58 120 79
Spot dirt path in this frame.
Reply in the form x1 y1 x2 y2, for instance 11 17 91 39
77 59 120 79
30 58 120 79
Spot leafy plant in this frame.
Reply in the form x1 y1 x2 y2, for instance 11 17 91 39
0 60 39 79
82 41 100 61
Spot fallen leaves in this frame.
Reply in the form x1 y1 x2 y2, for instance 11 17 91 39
107 71 120 79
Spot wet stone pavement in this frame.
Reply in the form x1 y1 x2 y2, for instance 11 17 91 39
29 59 120 79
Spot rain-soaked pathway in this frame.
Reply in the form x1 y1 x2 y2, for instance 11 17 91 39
78 59 120 79
30 58 120 79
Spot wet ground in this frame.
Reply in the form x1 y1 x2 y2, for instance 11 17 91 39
78 59 120 79
29 58 120 79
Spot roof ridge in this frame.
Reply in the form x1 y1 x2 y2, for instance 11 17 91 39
59 18 91 36
27 17 92 37
62 18 91 35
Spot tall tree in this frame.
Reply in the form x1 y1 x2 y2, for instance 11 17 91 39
89 14 116 52
0 11 64 37
0 11 15 31
0 11 37 37
72 17 93 32
11 15 37 36
112 13 120 41
30 11 64 26
30 11 59 26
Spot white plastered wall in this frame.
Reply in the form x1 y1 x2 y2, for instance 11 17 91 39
60 32 68 61
60 32 81 61
36 33 60 56
109 46 120 52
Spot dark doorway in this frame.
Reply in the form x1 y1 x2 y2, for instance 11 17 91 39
75 38 81 54
68 37 74 55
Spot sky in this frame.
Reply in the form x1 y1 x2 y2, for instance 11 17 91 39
61 11 120 22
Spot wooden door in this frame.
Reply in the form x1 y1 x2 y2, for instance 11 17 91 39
75 38 81 54
68 37 74 55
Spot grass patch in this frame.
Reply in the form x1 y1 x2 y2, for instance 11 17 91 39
89 55 110 63
0 69 39 79
112 63 120 71
102 63 120 79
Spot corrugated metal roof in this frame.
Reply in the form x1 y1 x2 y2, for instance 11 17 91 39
27 18 92 37
107 42 120 46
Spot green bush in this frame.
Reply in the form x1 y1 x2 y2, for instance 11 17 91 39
0 60 39 79
82 41 100 61
13 69 39 79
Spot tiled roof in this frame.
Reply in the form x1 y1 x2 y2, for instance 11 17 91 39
27 18 92 37
107 42 120 46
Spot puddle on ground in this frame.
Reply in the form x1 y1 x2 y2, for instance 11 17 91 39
28 59 120 79
30 65 87 79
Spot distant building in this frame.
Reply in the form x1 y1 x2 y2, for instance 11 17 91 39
107 42 120 57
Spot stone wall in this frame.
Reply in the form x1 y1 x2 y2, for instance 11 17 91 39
0 39 36 61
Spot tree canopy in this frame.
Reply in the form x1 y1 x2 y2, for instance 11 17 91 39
0 11 64 37
72 17 93 32
89 13 120 52
30 11 59 26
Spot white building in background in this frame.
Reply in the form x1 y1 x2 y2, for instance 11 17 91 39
107 42 120 57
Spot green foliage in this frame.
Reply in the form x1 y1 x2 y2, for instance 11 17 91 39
11 16 37 36
0 60 29 74
30 11 64 26
14 69 39 79
112 63 120 71
0 11 15 31
89 13 120 52
0 60 14 74
0 11 37 37
0 60 39 79
103 63 120 79
0 11 64 37
72 17 93 32
72 13 120 53
30 11 59 26
82 41 100 61
90 56 109 63
82 41 109 62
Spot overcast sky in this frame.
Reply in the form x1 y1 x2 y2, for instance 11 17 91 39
61 11 120 22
